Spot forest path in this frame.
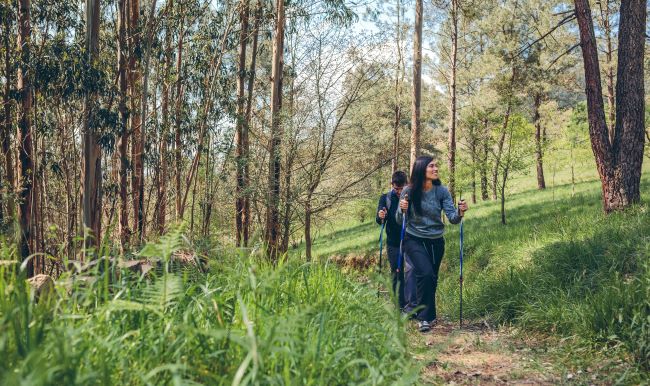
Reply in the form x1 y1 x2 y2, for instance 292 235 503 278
408 318 611 385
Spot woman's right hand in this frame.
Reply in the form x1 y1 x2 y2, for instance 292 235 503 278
399 199 409 211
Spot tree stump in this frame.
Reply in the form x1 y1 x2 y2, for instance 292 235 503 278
27 274 54 301
118 259 155 276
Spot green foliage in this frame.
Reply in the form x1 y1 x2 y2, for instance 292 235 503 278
565 102 589 148
0 235 417 385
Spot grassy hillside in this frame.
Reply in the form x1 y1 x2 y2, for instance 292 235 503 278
302 171 650 376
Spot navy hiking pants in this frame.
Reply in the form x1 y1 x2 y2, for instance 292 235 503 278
403 234 445 322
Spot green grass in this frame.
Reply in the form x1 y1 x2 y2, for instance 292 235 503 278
306 172 650 377
0 230 418 385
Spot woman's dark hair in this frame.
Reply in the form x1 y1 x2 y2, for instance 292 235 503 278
409 156 441 216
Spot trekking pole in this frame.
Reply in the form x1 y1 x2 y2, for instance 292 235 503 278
377 209 386 298
459 198 465 329
397 194 408 273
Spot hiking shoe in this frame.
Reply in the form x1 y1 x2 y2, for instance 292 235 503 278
418 320 431 332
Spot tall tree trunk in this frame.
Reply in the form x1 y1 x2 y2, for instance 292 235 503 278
265 0 285 262
137 0 158 240
157 0 172 235
280 65 296 255
17 0 34 275
598 0 616 135
235 0 249 247
447 0 458 201
2 15 14 222
174 10 185 221
470 134 477 204
410 0 423 173
82 0 102 253
128 0 143 242
117 0 130 247
60 122 73 258
242 2 261 246
533 93 546 189
392 0 403 174
574 0 646 212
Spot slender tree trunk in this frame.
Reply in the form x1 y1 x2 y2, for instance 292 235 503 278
480 117 488 200
174 10 185 221
447 0 458 200
304 200 312 262
492 67 515 200
60 122 73 258
117 0 130 247
392 0 403 174
265 0 285 262
598 0 616 135
410 0 423 173
128 0 143 242
157 0 172 235
242 2 261 246
533 93 546 189
82 0 102 253
470 134 477 204
136 0 158 240
17 0 34 275
280 66 296 255
500 174 506 225
201 133 212 236
2 15 14 222
189 145 199 236
235 0 249 247
280 151 294 254
574 0 646 212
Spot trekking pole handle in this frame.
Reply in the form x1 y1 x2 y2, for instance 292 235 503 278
458 198 466 217
400 193 409 211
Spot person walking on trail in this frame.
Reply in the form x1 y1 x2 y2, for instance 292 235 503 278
396 156 468 333
376 171 408 309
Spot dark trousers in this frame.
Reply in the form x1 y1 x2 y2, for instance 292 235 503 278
403 253 417 313
386 245 405 308
403 235 445 322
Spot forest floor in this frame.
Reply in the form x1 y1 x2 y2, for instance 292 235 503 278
406 317 631 385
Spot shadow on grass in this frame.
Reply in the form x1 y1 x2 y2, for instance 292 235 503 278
440 201 649 369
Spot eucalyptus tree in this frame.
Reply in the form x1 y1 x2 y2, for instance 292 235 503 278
17 0 35 273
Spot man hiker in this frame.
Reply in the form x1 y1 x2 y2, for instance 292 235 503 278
376 171 408 309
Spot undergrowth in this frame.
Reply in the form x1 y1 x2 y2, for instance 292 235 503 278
0 229 417 385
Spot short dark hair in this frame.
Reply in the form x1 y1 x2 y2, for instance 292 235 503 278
391 170 408 186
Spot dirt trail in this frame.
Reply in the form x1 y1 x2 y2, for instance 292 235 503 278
409 318 574 385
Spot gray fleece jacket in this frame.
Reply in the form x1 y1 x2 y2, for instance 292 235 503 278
395 184 462 239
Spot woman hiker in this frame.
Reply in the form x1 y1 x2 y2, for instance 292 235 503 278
396 156 468 333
